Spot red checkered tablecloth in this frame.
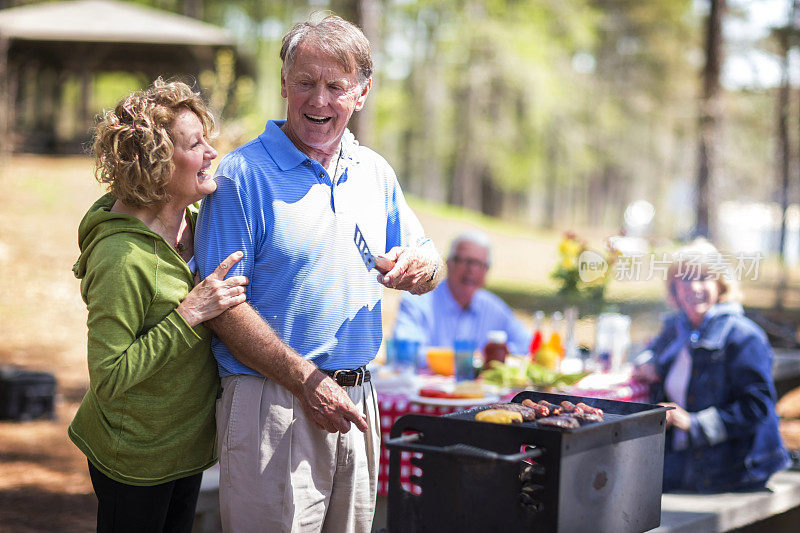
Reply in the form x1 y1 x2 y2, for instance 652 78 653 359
376 378 651 496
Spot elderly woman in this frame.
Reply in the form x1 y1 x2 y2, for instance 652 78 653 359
635 239 790 493
69 79 248 532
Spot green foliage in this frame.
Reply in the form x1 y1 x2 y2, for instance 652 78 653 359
94 73 145 113
102 0 779 237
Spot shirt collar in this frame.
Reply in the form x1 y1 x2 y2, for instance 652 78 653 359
437 280 476 314
258 120 357 171
677 301 744 350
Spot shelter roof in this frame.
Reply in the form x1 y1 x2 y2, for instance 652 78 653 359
0 0 233 46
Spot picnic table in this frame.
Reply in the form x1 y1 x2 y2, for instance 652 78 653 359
773 348 800 399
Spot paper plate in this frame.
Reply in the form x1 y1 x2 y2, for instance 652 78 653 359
406 394 500 407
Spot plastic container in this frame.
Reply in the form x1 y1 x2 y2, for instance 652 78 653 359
528 311 545 357
454 339 478 382
483 330 509 368
426 347 455 376
561 307 583 372
592 313 631 373
393 339 420 373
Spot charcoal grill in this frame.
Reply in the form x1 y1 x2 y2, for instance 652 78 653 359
385 390 669 533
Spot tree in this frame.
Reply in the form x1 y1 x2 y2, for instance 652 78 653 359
695 0 726 239
774 0 800 309
331 0 380 145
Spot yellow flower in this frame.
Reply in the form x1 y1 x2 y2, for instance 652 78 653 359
558 238 582 258
561 256 577 270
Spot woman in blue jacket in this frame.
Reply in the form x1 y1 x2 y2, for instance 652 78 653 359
634 239 790 493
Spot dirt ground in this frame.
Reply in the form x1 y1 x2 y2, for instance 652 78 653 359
1 155 799 532
0 156 100 532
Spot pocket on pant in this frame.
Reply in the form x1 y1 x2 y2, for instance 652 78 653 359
217 376 240 488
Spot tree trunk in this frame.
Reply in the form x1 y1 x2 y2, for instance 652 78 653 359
183 0 203 19
332 0 380 146
451 42 485 211
0 35 10 158
775 24 791 310
542 122 558 229
418 20 445 203
694 0 726 239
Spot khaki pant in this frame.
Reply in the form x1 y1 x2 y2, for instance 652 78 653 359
217 375 381 533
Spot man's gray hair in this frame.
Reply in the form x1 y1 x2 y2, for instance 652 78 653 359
280 13 373 87
448 231 492 265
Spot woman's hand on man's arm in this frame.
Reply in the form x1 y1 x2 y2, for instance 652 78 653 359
177 251 248 327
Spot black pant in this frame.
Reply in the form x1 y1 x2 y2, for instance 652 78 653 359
88 460 202 533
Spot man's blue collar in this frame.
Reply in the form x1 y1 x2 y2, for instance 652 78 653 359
258 120 357 171
258 120 308 171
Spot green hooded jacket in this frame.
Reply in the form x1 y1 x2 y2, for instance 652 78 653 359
69 194 218 486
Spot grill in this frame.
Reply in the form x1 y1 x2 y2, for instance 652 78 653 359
385 390 669 533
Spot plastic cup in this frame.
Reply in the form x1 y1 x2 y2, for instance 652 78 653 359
394 339 419 372
454 339 477 382
425 347 455 376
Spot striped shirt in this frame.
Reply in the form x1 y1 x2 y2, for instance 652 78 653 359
393 280 532 355
195 120 430 376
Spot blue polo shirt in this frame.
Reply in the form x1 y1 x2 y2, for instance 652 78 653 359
393 280 532 354
195 121 430 376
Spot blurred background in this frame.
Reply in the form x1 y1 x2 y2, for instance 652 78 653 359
1 0 800 531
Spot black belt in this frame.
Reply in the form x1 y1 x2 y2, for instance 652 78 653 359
320 366 370 387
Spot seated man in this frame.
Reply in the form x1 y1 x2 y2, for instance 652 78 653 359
393 231 531 355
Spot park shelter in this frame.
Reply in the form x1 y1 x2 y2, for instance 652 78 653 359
0 0 247 154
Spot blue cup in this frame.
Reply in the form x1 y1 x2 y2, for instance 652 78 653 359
454 339 477 381
394 339 420 371
384 338 397 366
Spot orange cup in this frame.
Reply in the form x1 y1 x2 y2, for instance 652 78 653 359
426 347 455 376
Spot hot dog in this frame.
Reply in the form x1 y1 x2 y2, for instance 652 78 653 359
537 400 562 416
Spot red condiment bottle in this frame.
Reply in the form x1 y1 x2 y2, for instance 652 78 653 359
528 311 544 359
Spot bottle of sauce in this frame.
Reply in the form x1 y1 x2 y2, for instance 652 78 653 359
528 311 544 359
547 312 565 371
483 330 509 368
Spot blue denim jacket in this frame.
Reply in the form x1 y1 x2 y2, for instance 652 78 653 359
646 302 790 493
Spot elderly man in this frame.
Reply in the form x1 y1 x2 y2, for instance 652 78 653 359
195 15 443 533
394 231 530 355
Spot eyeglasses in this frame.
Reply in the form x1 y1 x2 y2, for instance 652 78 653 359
449 256 489 270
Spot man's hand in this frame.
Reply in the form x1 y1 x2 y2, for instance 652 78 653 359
299 370 368 433
208 304 368 434
660 402 692 431
377 246 442 295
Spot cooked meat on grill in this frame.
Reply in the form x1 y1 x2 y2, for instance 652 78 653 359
520 399 549 417
475 408 523 424
576 402 604 419
567 411 604 423
488 402 539 421
559 401 584 414
537 400 563 416
536 416 580 429
522 399 553 416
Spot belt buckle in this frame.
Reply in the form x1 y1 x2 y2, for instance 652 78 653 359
332 368 364 387
332 369 347 387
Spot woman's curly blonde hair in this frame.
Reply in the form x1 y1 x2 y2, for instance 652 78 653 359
93 78 216 208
